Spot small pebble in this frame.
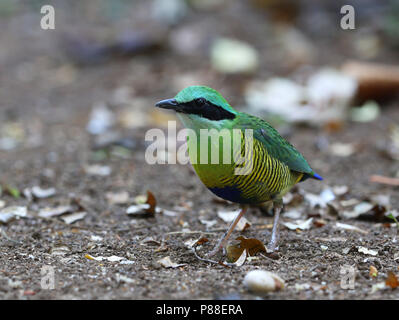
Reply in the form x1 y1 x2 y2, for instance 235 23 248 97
244 270 284 293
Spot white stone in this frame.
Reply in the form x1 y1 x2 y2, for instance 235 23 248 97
244 270 284 293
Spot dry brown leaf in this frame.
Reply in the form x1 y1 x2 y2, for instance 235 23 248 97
332 185 349 196
126 190 157 217
85 253 95 260
217 210 251 231
194 237 209 246
157 256 186 268
38 206 73 218
226 236 266 262
358 246 378 256
154 244 168 253
232 250 247 267
217 210 239 222
385 271 399 289
226 242 245 263
370 266 378 278
61 211 87 224
313 219 327 228
283 218 313 231
255 223 273 230
236 236 266 256
342 61 399 101
335 222 368 234
106 191 130 205
140 236 161 246
146 190 157 214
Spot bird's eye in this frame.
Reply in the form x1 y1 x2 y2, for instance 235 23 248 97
197 98 206 105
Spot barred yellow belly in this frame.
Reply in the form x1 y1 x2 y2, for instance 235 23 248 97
190 132 302 204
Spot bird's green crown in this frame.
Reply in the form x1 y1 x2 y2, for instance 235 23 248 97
156 86 237 121
174 86 236 114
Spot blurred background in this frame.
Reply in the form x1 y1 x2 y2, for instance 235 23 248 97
0 0 398 190
0 0 399 300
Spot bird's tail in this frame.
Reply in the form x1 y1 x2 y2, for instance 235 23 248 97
299 171 323 182
311 172 323 180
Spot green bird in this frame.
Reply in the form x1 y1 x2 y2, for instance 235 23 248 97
156 86 322 257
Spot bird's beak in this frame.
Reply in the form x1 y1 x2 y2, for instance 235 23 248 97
155 98 179 110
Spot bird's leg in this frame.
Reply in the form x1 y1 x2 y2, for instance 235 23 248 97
266 202 282 253
207 206 248 258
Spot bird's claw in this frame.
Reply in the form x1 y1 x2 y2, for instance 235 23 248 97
265 243 280 259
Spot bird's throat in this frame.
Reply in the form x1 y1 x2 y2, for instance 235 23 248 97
177 113 225 132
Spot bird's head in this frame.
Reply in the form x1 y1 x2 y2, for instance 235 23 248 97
155 86 237 122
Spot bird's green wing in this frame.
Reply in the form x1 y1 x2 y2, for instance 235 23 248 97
236 113 313 174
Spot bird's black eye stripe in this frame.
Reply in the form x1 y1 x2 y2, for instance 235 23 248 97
182 98 235 121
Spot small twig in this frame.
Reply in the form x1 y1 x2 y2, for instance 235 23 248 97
218 260 236 268
0 228 21 245
191 246 220 264
166 230 221 235
370 175 399 186
166 223 273 236
254 224 273 230
191 245 235 268
259 253 281 262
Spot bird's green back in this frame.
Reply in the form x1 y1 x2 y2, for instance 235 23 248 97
233 112 314 176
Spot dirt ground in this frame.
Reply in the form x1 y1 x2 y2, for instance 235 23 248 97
0 1 398 300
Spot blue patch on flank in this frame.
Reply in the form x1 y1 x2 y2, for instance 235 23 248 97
209 186 250 204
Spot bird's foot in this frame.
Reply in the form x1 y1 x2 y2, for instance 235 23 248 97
192 246 219 264
264 203 281 259
191 244 232 266
265 214 281 259
265 242 280 259
266 241 279 254
207 206 248 258
206 245 221 258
